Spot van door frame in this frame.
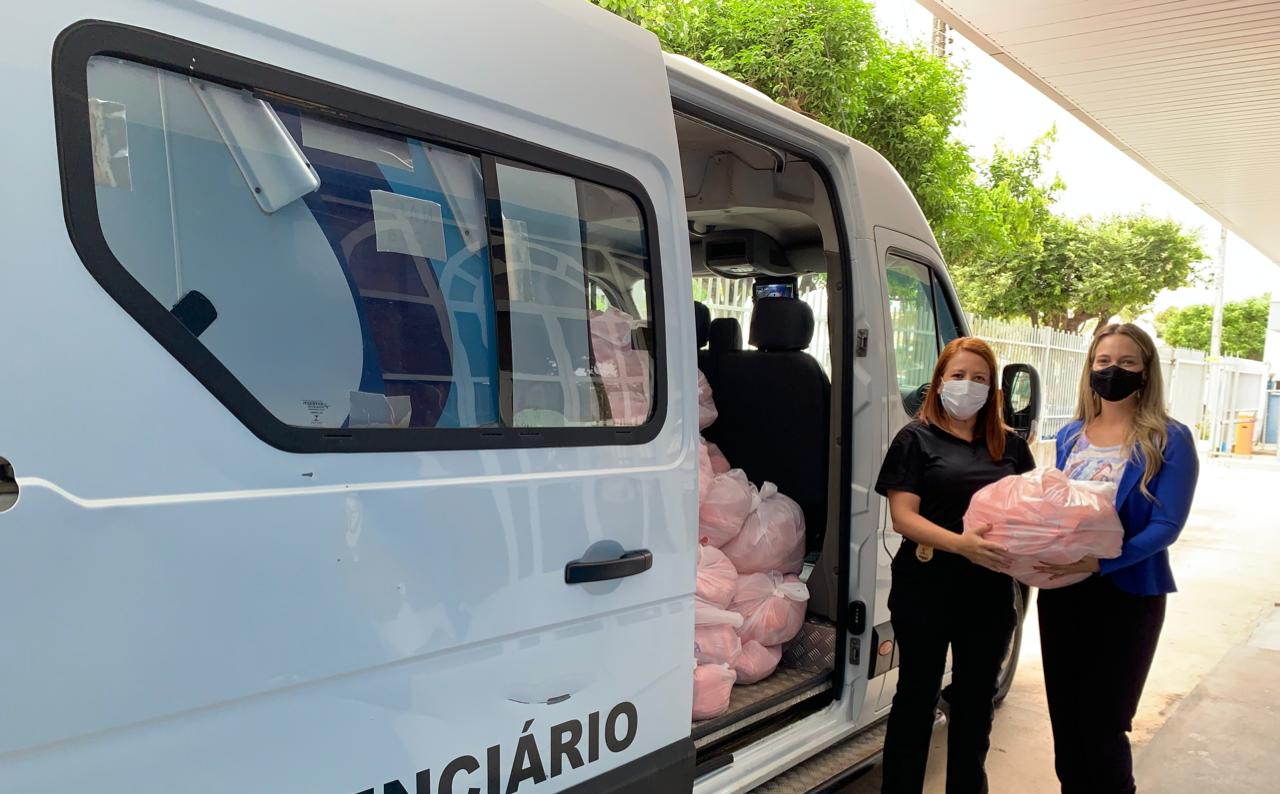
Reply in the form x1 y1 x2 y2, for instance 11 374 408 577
870 226 970 711
671 97 857 699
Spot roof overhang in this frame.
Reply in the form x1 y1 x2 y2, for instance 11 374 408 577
917 0 1280 264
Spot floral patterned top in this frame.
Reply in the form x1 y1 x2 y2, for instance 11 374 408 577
1064 433 1128 485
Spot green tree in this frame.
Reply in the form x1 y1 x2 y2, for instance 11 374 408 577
944 131 1064 285
853 42 980 253
956 212 1206 332
683 0 880 133
590 0 695 46
1155 295 1270 360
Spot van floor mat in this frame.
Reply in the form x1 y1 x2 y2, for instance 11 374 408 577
692 667 831 749
748 719 888 793
782 617 838 672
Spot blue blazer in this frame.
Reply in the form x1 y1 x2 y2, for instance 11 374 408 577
1055 419 1199 596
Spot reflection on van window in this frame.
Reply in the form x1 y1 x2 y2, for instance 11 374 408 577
496 164 653 427
86 56 654 431
886 254 941 397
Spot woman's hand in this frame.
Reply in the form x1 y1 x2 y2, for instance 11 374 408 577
951 523 1012 572
1034 556 1100 580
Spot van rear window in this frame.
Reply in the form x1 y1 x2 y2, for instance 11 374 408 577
57 39 663 451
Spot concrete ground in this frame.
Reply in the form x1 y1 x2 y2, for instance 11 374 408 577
841 455 1280 793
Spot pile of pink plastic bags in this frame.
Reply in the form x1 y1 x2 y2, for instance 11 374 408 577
692 372 810 720
589 308 652 425
963 467 1124 589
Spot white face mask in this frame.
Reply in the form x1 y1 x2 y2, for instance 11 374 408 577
939 379 989 421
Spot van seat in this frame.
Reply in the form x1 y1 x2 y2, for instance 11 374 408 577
703 299 829 546
701 316 743 390
695 301 712 374
709 317 742 353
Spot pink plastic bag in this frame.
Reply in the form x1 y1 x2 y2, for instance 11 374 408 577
699 469 756 547
698 441 714 503
589 309 651 425
696 544 739 609
705 441 731 474
697 370 718 430
730 572 809 647
734 640 782 685
694 624 742 666
964 467 1124 589
692 663 737 720
720 482 805 574
695 598 743 630
694 597 744 665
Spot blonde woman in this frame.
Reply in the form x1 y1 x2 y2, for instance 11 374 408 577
1035 324 1199 794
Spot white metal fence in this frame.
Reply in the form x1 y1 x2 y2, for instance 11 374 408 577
693 277 1268 447
969 318 1097 441
972 316 1268 444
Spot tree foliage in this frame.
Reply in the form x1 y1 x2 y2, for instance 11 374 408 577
958 212 1207 331
1155 295 1270 361
590 0 696 45
943 131 1063 280
590 0 1206 330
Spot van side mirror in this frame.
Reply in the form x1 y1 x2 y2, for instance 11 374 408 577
1002 364 1041 442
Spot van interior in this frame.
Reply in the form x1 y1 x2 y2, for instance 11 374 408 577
590 110 851 760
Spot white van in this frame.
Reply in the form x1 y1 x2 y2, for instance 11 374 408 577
0 3 1043 792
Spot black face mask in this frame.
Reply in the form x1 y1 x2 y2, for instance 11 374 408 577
1091 365 1145 402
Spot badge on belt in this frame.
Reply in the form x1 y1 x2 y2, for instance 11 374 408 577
915 544 934 562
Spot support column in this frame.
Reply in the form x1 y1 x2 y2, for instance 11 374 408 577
1206 226 1228 454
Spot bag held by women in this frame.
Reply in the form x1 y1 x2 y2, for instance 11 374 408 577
963 467 1124 589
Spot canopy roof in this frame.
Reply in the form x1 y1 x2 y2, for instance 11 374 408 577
918 0 1280 264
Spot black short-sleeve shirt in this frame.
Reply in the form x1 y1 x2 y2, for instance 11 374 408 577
876 421 1036 535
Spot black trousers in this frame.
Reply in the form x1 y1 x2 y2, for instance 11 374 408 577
881 553 1017 794
1038 575 1166 794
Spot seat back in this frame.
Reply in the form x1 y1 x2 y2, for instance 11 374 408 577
700 316 742 389
695 301 712 375
704 299 829 546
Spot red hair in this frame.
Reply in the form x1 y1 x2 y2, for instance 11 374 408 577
917 337 1007 460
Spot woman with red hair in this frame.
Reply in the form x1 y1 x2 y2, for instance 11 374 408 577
875 337 1035 794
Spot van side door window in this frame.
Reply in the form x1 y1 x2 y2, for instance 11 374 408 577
884 252 961 411
71 55 659 450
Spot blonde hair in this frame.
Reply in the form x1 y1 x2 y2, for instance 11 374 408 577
1073 323 1169 499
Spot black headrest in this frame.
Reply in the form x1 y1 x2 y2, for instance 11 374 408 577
694 302 711 349
708 317 742 352
749 298 814 352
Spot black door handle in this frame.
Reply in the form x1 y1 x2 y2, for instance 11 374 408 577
564 549 653 585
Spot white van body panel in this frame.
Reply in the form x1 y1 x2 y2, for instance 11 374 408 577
1 2 696 793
